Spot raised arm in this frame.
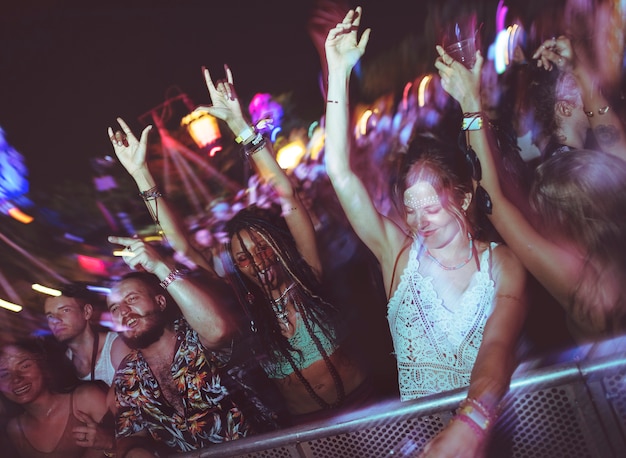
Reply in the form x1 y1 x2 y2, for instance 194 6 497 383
108 118 214 273
196 66 322 274
421 245 527 457
108 235 235 349
324 7 403 265
435 46 581 310
532 35 626 161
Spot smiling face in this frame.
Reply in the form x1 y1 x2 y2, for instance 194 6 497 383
44 295 90 343
230 229 286 291
0 345 47 405
403 180 462 249
107 277 167 349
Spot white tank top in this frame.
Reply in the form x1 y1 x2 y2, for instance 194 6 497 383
67 331 119 385
387 239 496 401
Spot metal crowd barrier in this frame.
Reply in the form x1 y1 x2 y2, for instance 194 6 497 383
177 336 626 457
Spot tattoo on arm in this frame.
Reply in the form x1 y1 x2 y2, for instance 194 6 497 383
594 124 621 147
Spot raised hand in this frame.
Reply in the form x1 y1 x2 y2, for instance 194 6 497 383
108 117 153 177
196 65 247 132
532 35 577 72
325 6 371 76
108 235 166 274
435 45 483 112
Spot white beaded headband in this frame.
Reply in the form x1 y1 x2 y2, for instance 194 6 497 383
403 194 440 210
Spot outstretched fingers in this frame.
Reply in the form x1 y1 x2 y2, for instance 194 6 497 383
203 66 218 96
357 27 371 52
225 64 234 85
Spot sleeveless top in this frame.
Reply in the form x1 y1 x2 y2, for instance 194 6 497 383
12 392 85 458
66 331 118 385
260 307 338 379
387 239 497 401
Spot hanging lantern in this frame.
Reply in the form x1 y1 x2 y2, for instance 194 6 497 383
181 110 221 149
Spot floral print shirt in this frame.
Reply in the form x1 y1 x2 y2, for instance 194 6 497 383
113 318 249 452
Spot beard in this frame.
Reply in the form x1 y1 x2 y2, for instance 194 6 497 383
119 310 167 349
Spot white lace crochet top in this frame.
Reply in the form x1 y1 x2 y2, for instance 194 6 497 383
387 239 497 401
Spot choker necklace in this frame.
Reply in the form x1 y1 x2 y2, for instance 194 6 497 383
426 234 474 271
271 283 295 329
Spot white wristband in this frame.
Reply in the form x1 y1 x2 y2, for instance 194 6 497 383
235 125 255 144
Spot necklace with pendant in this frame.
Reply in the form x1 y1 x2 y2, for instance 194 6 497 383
271 283 295 329
426 233 474 271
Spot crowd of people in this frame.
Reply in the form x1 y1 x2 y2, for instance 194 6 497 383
2 1 626 457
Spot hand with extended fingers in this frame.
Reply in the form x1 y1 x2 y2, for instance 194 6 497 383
107 117 152 177
196 65 247 133
532 35 576 72
108 235 167 274
434 45 483 111
325 6 371 76
73 410 114 451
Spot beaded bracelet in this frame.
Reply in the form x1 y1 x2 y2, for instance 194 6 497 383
159 269 186 289
243 134 267 158
457 397 495 432
139 186 163 201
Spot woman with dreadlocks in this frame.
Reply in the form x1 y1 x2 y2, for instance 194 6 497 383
109 65 371 423
195 65 370 423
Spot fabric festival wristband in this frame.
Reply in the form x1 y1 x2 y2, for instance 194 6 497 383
235 125 256 144
462 116 484 131
458 398 493 431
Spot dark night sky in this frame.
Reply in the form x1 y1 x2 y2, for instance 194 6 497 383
0 0 435 195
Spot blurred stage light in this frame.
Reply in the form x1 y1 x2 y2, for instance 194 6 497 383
356 109 373 138
7 206 33 224
0 298 22 312
86 285 111 294
32 284 62 296
418 75 433 107
77 254 109 276
276 141 306 170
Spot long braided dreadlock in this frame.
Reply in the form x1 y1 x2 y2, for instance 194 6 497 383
223 204 345 408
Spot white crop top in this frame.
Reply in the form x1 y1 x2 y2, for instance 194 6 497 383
387 239 496 401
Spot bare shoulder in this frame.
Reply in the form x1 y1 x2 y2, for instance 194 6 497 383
75 381 108 399
110 333 132 370
489 244 528 296
475 241 525 283
74 382 109 420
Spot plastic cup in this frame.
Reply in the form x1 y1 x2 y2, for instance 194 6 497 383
445 38 476 69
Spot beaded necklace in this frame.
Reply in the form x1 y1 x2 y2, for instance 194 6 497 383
426 233 474 271
271 283 295 329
